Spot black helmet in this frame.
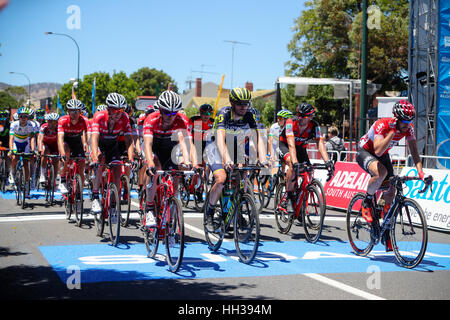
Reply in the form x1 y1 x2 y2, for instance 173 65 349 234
296 102 315 117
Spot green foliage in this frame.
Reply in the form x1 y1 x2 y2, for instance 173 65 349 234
0 91 19 110
130 67 178 96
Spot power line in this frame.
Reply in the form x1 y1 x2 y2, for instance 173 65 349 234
223 40 251 89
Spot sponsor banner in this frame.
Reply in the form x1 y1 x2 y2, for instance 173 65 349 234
399 167 450 232
321 162 371 210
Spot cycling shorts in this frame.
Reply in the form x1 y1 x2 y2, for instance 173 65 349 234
13 141 32 155
356 148 393 179
278 141 311 165
43 142 59 155
99 139 122 164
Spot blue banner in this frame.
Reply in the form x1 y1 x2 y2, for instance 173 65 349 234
437 0 450 167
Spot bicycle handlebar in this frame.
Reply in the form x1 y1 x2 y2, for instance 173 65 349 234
390 175 434 194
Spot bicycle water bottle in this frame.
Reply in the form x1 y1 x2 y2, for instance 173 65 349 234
222 186 234 213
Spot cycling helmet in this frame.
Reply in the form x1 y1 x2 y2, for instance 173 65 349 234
36 108 45 119
199 104 213 114
45 113 60 121
125 103 132 114
229 87 251 105
296 103 315 117
277 109 293 119
155 90 182 112
66 99 85 110
0 110 6 121
17 106 33 116
96 104 108 112
393 100 415 121
106 92 127 109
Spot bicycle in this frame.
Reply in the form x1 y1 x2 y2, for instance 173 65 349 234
179 167 206 212
118 157 133 228
41 154 61 206
93 160 131 246
346 175 433 269
12 152 34 209
203 165 261 264
62 156 85 227
142 168 192 272
274 162 331 243
0 147 10 192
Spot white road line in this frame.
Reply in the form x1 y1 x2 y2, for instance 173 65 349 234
303 273 385 300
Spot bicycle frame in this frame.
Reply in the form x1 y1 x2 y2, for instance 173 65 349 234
99 161 125 219
63 157 84 203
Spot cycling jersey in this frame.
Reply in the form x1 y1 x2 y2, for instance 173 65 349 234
57 115 89 138
91 110 132 140
10 120 36 143
359 117 415 156
189 115 214 142
118 115 138 142
39 123 58 146
279 118 321 148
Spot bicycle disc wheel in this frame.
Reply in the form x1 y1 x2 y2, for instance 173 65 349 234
120 176 131 227
143 202 159 258
234 193 260 264
203 192 225 252
73 174 84 227
346 192 374 256
302 185 325 243
274 183 294 234
108 183 121 246
165 197 184 272
391 199 428 268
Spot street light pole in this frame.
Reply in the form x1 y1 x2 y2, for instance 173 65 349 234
9 71 31 103
45 32 80 97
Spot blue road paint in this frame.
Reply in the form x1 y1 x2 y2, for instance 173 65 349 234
0 189 138 200
39 241 450 284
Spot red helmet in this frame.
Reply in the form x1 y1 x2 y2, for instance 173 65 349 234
393 100 415 121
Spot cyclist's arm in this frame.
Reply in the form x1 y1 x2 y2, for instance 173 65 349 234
287 135 297 164
37 133 44 154
81 131 88 155
30 133 36 152
9 133 14 152
57 133 66 158
316 137 330 162
177 131 191 166
257 129 267 164
373 131 395 157
407 138 424 176
143 134 155 168
124 134 134 162
90 133 99 163
217 129 231 165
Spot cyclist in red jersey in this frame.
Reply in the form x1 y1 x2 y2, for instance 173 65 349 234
189 103 214 165
38 113 60 184
57 99 89 194
356 100 425 250
279 103 333 202
143 90 199 227
90 93 134 213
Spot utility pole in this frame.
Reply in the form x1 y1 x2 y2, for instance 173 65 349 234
224 40 250 89
359 0 368 139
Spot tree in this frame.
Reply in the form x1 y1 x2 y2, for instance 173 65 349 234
0 91 19 110
130 67 178 96
285 0 409 125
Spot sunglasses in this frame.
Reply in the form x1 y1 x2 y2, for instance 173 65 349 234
162 111 177 117
200 111 211 116
108 108 124 114
19 115 28 118
68 110 80 114
400 119 413 124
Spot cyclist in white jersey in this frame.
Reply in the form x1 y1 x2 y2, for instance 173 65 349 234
9 107 37 197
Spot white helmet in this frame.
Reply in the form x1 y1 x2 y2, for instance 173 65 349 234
66 99 85 110
155 90 182 113
106 93 127 109
45 113 60 121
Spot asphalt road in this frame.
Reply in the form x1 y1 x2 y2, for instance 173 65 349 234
1 187 449 302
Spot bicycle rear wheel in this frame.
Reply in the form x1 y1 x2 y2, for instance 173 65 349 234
274 183 294 234
143 202 159 258
15 168 23 206
302 185 325 243
391 199 428 268
193 175 206 212
234 193 260 264
108 183 121 246
346 192 374 256
73 174 84 227
165 197 184 272
120 175 131 227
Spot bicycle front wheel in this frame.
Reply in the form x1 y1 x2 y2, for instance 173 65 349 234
234 193 260 264
73 174 84 227
203 192 225 252
391 199 428 268
302 184 325 243
165 197 184 272
346 192 374 256
15 168 23 206
108 183 121 246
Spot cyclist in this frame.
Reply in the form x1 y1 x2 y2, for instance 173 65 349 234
143 90 198 227
0 109 11 148
90 93 134 214
279 102 334 209
357 100 425 251
189 103 214 165
38 113 60 184
8 107 37 197
268 109 292 166
136 106 156 192
204 87 267 231
35 107 46 127
57 99 89 194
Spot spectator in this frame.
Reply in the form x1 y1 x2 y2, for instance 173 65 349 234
325 126 346 162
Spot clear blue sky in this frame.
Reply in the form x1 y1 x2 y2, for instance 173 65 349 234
0 0 305 92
